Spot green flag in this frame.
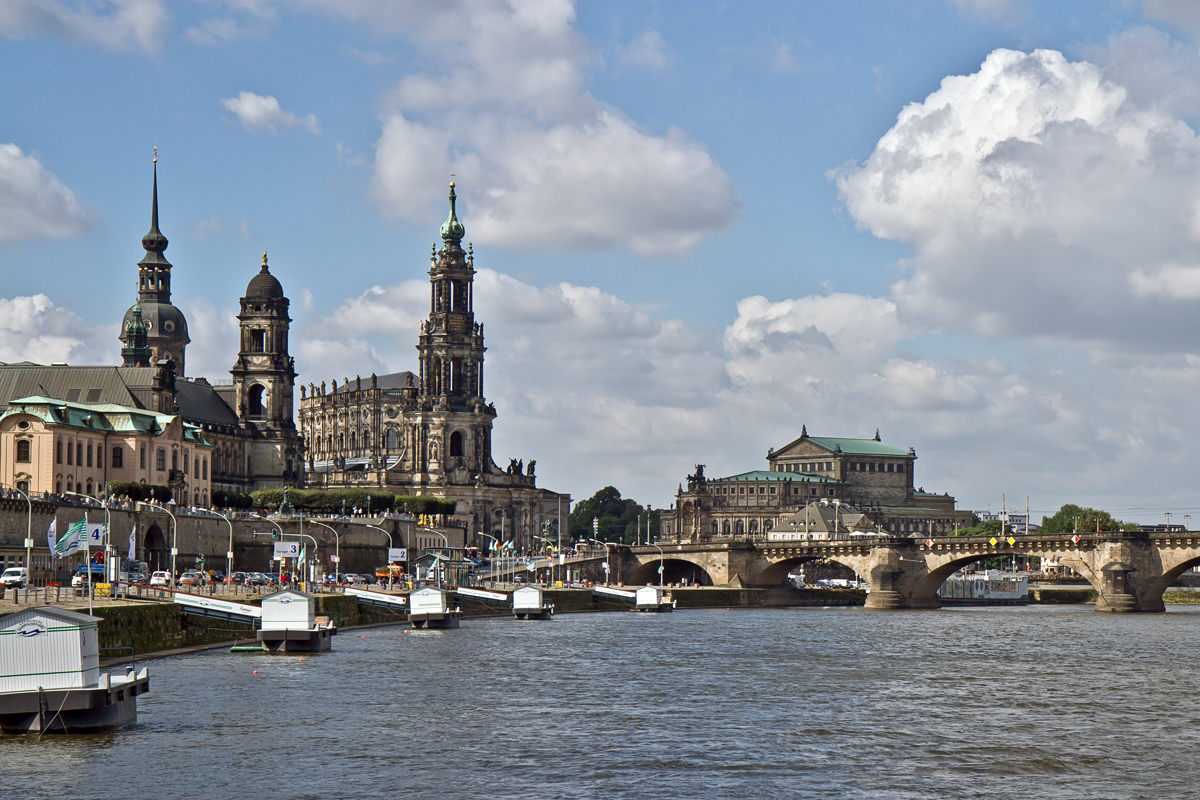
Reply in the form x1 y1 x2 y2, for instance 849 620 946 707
55 520 87 558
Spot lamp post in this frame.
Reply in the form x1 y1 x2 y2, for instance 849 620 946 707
590 538 614 586
538 536 554 586
252 513 286 584
362 523 395 588
479 532 500 586
308 520 341 587
193 508 234 587
650 542 665 586
67 491 112 604
139 500 178 588
2 483 33 589
423 528 450 588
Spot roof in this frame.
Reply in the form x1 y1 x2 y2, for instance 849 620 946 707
0 605 100 628
777 434 911 458
245 261 284 299
175 379 238 427
716 470 835 483
262 589 312 602
333 371 416 393
2 395 210 444
0 364 144 410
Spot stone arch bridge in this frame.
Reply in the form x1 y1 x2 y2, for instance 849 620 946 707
616 533 1200 612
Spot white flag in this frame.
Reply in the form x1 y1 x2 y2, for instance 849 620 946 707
46 518 57 555
127 524 136 560
55 520 86 558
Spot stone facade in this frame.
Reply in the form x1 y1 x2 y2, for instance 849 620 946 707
661 427 972 542
298 184 568 550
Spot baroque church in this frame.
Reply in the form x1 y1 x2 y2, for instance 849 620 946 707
298 183 570 546
0 156 302 500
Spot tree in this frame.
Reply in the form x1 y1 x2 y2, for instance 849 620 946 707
1040 504 1137 534
569 486 660 545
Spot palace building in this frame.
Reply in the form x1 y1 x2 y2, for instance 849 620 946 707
660 427 972 542
0 156 302 501
298 183 569 548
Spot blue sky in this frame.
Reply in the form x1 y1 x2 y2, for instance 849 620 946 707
4 0 1200 521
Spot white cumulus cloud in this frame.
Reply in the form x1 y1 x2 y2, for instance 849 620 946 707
352 0 736 255
0 0 168 52
0 144 92 243
220 92 321 135
0 294 114 365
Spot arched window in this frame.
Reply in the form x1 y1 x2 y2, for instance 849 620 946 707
203 489 208 505
711 520 719 536
350 432 357 452
449 430 464 458
66 479 73 493
326 435 332 454
386 428 398 450
749 520 759 533
171 450 178 471
184 451 189 475
85 478 93 496
248 384 265 418
735 520 745 535
338 433 344 451
112 446 123 468
76 442 83 466
723 520 731 534
140 446 146 470
194 490 200 505
55 478 62 494
15 440 30 463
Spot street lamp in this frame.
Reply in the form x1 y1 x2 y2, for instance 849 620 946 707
2 483 33 590
538 536 554 585
193 508 234 586
308 519 341 586
421 527 450 588
650 542 665 587
362 523 395 588
478 532 500 586
590 538 614 585
140 500 177 588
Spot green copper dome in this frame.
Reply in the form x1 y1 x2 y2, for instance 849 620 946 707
439 182 465 242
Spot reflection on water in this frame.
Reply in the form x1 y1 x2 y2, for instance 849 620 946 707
6 605 1200 800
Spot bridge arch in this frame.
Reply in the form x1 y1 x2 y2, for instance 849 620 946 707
910 551 1099 608
755 555 864 587
627 557 715 586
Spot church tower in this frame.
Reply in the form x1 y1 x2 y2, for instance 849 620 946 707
230 253 301 486
416 182 496 478
120 303 153 367
118 151 190 375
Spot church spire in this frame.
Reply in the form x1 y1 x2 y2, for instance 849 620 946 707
439 181 465 243
139 149 171 270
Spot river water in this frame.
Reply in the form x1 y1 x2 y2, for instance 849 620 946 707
5 605 1200 799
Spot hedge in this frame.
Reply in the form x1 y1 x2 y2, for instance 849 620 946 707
104 481 173 503
247 488 457 516
212 490 253 510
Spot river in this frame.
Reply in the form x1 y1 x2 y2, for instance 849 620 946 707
5 605 1200 799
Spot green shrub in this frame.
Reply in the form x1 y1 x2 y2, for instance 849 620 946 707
212 490 253 509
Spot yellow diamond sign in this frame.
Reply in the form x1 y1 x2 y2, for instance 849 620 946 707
1007 537 1016 545
989 537 998 546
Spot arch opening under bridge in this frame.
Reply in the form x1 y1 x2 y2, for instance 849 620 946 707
626 557 716 587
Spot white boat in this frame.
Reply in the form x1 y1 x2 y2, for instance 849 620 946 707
939 570 1029 605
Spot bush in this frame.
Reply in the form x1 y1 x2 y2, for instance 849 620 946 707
242 488 457 516
212 490 253 510
104 481 172 504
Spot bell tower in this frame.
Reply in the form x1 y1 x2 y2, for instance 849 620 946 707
416 182 496 478
230 253 301 486
119 149 190 375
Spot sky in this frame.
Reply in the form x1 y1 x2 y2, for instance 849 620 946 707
4 0 1200 523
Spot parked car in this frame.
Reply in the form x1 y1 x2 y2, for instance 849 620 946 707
149 570 172 587
1 567 28 589
229 571 251 584
244 572 270 586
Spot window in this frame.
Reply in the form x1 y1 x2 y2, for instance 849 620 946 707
66 479 73 493
897 464 905 474
251 329 265 352
887 463 894 473
55 479 61 494
202 458 207 480
56 439 62 464
350 432 357 451
248 384 265 417
85 478 93 495
386 428 398 450
172 450 178 471
140 446 146 470
156 448 165 471
769 486 776 494
15 440 30 462
66 440 73 466
184 452 189 475
76 442 82 466
85 442 92 467
450 430 464 457
97 447 102 469
111 446 123 469
739 487 746 494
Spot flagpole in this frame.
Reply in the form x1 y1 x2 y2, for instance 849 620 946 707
84 507 92 615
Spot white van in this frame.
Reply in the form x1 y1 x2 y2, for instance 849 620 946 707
1 567 28 588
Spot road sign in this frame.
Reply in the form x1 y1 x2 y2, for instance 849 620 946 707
602 563 610 572
989 537 998 546
273 542 299 559
1007 537 1016 545
1072 535 1080 543
330 554 340 563
388 548 407 563
925 539 934 547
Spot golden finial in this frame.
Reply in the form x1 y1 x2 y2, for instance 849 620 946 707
450 172 455 189
262 251 268 266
